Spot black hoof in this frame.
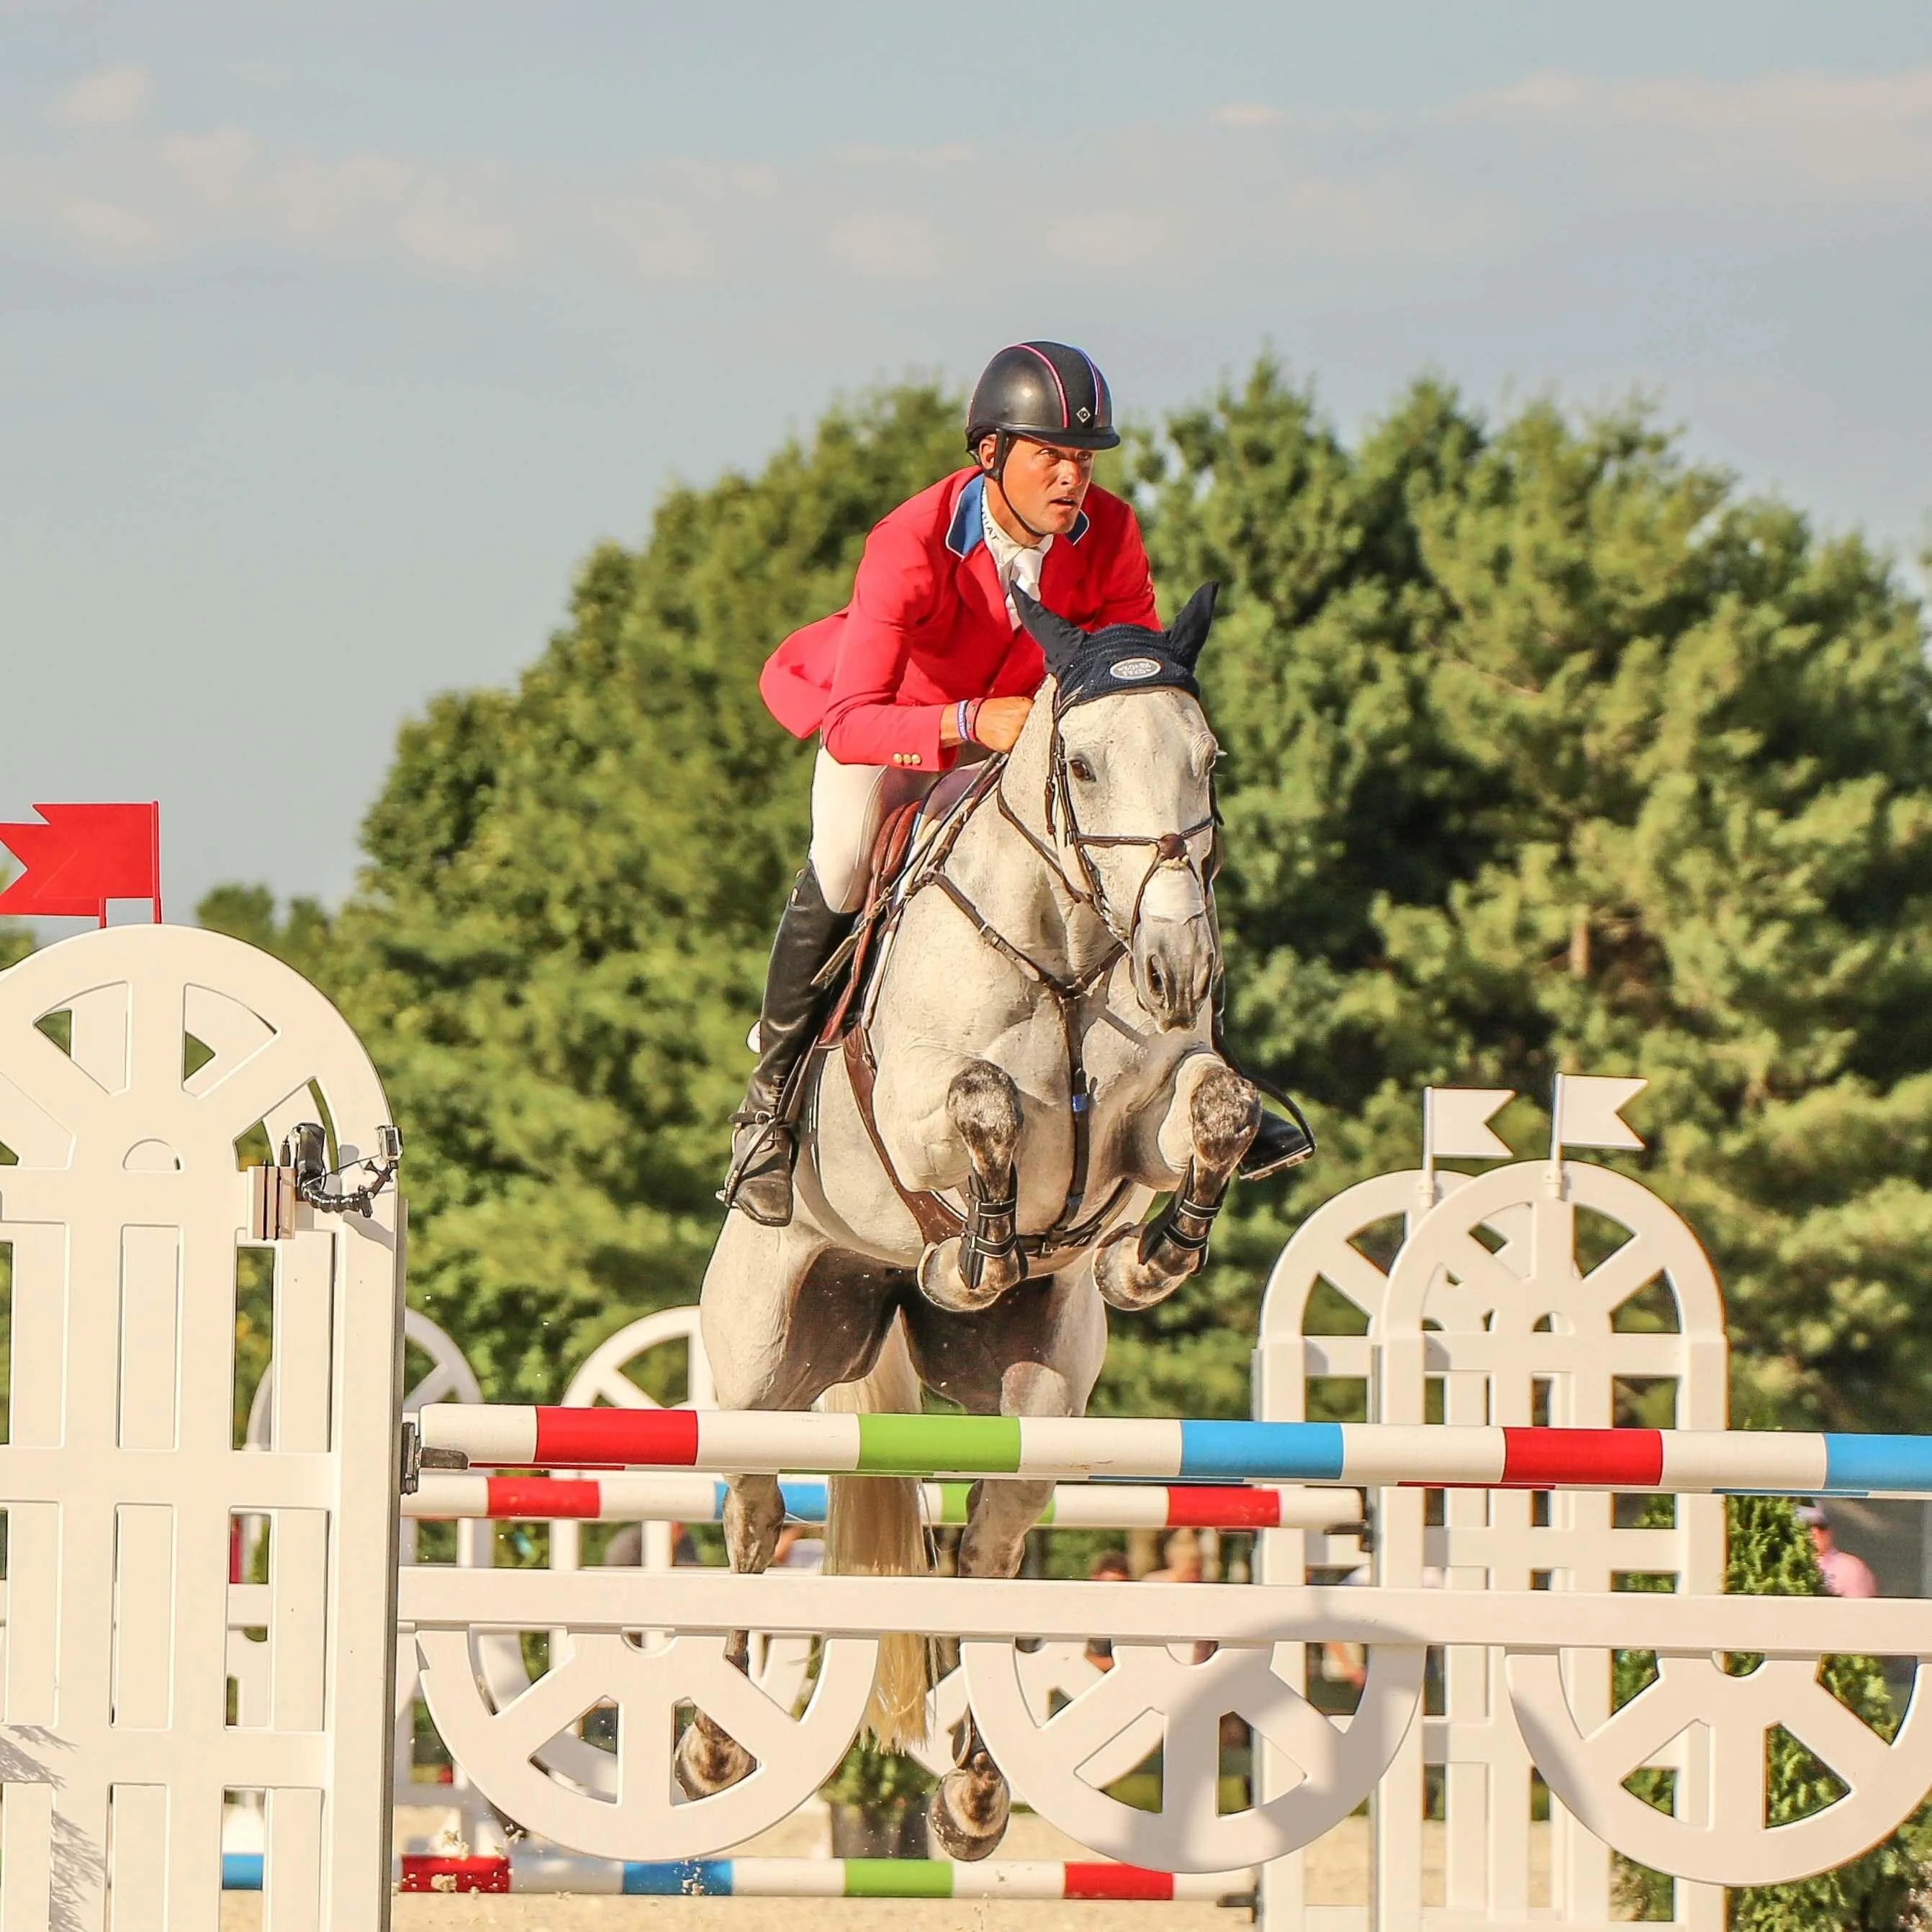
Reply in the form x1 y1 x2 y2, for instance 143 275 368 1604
928 1761 1010 1861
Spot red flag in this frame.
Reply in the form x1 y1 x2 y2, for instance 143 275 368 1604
0 803 162 926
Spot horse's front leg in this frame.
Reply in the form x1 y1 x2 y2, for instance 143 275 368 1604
915 1060 1027 1314
1096 1054 1258 1312
673 1473 785 1797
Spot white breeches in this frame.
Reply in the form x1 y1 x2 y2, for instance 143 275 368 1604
808 747 942 914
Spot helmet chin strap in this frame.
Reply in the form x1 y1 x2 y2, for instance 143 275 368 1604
983 435 1055 544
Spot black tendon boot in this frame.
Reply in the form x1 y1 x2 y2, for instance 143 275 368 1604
721 867 856 1226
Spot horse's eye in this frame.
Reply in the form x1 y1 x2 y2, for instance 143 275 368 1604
1068 756 1097 783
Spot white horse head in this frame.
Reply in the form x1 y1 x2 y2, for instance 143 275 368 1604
1008 582 1222 1030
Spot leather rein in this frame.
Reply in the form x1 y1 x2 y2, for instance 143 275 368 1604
841 710 1218 1267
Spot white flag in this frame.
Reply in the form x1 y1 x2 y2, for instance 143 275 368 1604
1423 1087 1515 1162
1552 1073 1646 1152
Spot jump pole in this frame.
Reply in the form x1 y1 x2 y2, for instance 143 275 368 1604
218 1854 1252 1900
414 1405 1932 1499
404 1471 1361 1532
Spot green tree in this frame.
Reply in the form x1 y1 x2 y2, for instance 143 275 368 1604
1121 363 1932 1430
197 885 333 984
237 387 964 1395
204 364 1932 1440
1615 1496 1931 1926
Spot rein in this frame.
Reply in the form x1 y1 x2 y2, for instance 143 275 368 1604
843 702 1219 1267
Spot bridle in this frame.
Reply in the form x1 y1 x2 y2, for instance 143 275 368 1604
844 689 1223 1268
991 696 1220 955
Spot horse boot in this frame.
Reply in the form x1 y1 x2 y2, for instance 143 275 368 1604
721 867 855 1227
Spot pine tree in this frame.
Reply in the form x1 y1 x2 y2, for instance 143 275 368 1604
1122 363 1932 1430
1615 1495 1930 1926
270 387 962 1394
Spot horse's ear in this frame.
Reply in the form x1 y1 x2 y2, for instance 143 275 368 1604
1013 587 1091 678
1167 582 1220 668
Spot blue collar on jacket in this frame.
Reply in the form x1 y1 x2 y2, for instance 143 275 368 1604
944 470 1090 559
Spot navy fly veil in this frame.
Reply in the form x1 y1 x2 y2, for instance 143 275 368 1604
1012 582 1219 713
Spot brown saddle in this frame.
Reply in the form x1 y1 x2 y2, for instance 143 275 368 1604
813 797 926 1048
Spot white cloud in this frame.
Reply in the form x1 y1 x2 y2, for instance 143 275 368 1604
58 195 161 257
148 130 518 274
1047 209 1163 273
1456 66 1932 200
837 140 977 171
10 59 1931 300
828 212 942 280
49 65 153 132
591 197 717 283
1211 103 1286 129
162 127 256 199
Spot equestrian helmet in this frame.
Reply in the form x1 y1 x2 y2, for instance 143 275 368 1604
966 341 1119 453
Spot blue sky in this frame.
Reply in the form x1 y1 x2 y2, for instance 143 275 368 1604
4 2 1931 920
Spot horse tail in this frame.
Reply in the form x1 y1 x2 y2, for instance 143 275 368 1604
818 1311 932 1751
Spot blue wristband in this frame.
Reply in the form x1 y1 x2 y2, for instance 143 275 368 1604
955 699 972 745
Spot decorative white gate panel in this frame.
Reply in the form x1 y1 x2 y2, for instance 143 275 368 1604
1254 1111 1730 1931
0 927 405 1931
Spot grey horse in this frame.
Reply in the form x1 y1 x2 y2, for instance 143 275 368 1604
685 584 1283 1858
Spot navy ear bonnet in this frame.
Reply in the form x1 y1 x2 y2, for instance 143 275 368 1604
1013 582 1219 714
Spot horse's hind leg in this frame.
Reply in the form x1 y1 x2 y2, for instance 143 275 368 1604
677 1209 830 1800
673 1473 786 1798
681 1216 902 1799
916 1061 1026 1314
929 1359 1078 1861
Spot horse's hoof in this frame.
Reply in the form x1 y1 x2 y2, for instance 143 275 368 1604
674 1715 753 1798
929 1759 1011 1861
1093 1227 1184 1312
916 1238 1008 1314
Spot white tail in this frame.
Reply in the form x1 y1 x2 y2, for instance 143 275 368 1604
817 1313 932 1751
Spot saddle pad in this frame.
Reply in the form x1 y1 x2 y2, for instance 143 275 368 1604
857 756 996 1018
813 756 996 1050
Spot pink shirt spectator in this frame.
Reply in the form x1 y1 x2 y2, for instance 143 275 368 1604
1818 1546 1878 1598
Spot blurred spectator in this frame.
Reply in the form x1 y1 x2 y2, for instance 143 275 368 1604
600 1521 699 1566
1085 1548 1132 1668
1143 1530 1204 1584
1142 1531 1211 1662
1797 1504 1877 1598
774 1522 824 1571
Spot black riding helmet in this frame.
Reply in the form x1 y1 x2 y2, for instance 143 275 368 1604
965 341 1119 455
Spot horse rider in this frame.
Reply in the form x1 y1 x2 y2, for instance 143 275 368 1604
723 340 1308 1225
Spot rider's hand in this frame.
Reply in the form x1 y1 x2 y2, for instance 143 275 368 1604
972 696 1033 753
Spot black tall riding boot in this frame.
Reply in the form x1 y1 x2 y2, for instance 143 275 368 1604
721 867 855 1226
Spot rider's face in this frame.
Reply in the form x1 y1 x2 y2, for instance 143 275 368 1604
980 435 1096 541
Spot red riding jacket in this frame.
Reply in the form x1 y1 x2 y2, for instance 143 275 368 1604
759 467 1157 772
